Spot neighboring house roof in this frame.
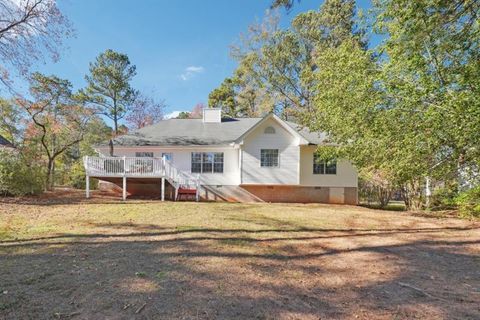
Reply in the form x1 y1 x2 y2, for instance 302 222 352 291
101 114 329 147
0 135 13 148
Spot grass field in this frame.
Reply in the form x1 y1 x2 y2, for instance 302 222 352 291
0 190 479 319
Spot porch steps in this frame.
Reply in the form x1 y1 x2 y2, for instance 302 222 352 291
176 187 198 201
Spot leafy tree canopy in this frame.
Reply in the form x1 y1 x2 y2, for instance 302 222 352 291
18 72 92 190
79 49 138 135
211 1 364 119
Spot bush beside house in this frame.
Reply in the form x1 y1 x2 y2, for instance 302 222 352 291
0 150 45 196
455 186 480 218
67 161 98 190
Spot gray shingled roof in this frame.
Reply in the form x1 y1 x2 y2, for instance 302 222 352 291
0 135 12 147
103 117 328 147
285 121 329 145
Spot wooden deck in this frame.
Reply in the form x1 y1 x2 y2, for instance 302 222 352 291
83 156 200 201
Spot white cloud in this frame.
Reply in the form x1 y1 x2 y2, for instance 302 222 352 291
164 110 182 119
186 66 204 73
180 65 205 81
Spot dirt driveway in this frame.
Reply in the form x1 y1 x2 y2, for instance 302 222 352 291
0 191 479 319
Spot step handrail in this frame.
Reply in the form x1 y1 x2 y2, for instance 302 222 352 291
163 158 200 190
83 155 201 201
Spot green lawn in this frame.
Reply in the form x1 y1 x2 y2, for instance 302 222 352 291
0 193 409 242
0 190 479 319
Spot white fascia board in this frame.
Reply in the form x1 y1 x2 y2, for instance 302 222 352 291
97 145 237 150
235 113 309 145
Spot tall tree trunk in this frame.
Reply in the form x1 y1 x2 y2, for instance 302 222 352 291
46 158 55 191
402 179 423 211
114 113 118 136
51 159 55 190
113 98 119 135
377 186 392 208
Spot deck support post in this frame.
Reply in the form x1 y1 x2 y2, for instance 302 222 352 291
195 174 200 202
86 175 90 198
175 187 178 202
161 177 165 201
122 176 127 201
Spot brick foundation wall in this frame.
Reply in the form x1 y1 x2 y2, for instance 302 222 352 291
240 185 358 205
96 178 357 204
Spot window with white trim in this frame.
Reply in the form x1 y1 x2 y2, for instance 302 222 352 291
135 152 154 157
134 152 154 168
313 154 336 174
191 152 202 173
191 152 224 173
261 149 279 167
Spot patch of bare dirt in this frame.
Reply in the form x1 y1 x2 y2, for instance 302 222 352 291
0 187 123 206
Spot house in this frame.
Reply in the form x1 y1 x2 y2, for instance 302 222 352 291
0 135 14 150
84 108 358 204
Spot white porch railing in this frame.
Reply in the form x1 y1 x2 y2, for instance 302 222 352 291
83 156 201 201
164 158 200 190
83 156 164 177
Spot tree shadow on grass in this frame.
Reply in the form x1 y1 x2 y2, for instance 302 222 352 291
0 226 479 319
1 224 478 244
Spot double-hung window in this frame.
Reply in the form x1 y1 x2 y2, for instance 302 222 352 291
191 153 202 173
260 149 279 167
134 152 154 171
213 153 224 173
191 152 224 173
135 152 154 157
313 154 336 174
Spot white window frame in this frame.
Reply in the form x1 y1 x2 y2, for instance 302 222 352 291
260 149 279 167
313 154 337 175
135 151 154 157
191 152 224 174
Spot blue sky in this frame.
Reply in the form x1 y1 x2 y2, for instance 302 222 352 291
32 0 374 119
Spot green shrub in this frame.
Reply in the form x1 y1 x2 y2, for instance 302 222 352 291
359 174 395 208
0 149 45 196
67 161 98 190
455 186 480 218
431 184 458 210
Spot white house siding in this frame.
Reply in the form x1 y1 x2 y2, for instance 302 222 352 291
96 146 240 185
299 145 357 187
241 118 300 185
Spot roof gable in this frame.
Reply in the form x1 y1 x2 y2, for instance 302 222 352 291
234 113 309 146
101 114 327 148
